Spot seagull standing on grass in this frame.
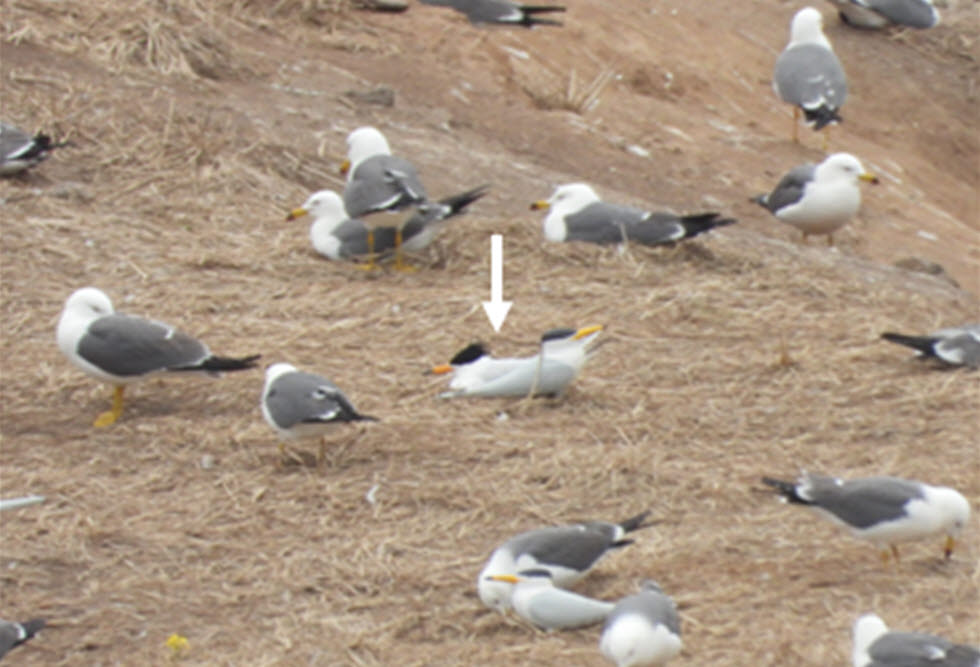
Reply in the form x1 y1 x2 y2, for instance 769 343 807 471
261 363 377 463
773 7 848 146
600 581 682 667
340 126 427 218
286 185 488 269
432 325 603 399
762 473 970 563
57 287 260 427
0 618 45 659
478 511 652 612
419 0 566 27
881 324 980 369
531 183 735 247
852 613 980 667
752 153 877 245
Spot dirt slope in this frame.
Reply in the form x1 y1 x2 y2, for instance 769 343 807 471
1 1 978 665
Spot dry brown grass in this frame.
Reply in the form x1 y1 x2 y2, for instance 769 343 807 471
2 1 978 665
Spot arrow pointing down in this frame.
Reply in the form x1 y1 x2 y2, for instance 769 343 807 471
482 234 513 332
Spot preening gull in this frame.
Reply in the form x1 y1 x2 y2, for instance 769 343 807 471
431 325 603 399
774 7 847 143
1 122 69 176
57 287 260 426
485 570 614 630
600 581 683 667
532 183 735 247
853 613 980 667
752 152 877 245
341 126 427 218
477 510 651 612
419 0 566 27
826 0 939 29
261 362 377 462
881 324 980 369
0 618 45 659
762 472 970 562
286 185 488 269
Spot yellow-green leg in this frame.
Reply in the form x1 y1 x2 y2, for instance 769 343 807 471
792 107 800 143
94 385 125 427
944 535 955 559
358 228 379 271
393 226 416 272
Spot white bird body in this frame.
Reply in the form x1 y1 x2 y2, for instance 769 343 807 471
488 572 614 630
600 582 683 667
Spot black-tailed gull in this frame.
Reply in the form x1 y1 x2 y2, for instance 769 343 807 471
477 510 651 612
752 152 877 245
853 613 980 667
1 122 69 176
0 618 45 659
531 183 735 246
485 570 614 630
286 185 488 269
432 325 603 399
600 581 682 667
881 324 980 369
419 0 566 27
341 126 427 218
774 7 847 143
261 362 377 462
762 472 970 562
827 0 939 29
57 287 260 426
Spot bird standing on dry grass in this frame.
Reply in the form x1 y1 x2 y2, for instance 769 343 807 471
881 324 980 369
419 0 566 27
773 7 847 147
261 362 377 464
752 153 878 245
56 287 260 427
762 472 970 563
852 613 980 667
600 581 682 667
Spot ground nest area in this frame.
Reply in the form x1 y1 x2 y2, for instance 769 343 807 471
1 0 978 665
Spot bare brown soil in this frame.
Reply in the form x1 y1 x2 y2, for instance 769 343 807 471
1 1 978 665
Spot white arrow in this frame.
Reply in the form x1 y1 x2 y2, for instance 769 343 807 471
482 234 513 333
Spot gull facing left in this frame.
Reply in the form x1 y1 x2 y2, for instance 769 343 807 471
57 287 260 426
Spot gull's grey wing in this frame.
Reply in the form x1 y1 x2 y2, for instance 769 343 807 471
330 219 400 258
865 0 939 28
868 631 980 667
0 618 45 658
807 476 923 529
0 123 34 162
934 329 980 368
775 44 847 110
343 154 427 217
77 314 210 377
508 526 614 572
563 201 650 244
606 586 681 635
265 371 366 428
755 164 816 214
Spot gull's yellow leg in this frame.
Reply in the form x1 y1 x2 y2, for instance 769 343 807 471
944 535 955 559
879 549 891 566
792 107 800 143
358 228 379 271
890 544 900 563
94 386 125 427
393 226 416 272
826 233 834 247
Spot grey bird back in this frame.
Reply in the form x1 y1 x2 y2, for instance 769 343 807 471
78 314 208 376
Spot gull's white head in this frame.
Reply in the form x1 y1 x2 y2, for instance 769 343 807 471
345 126 392 173
294 190 348 223
537 183 601 214
933 486 971 542
61 287 115 322
789 7 830 49
852 613 888 667
815 153 878 186
263 362 298 387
